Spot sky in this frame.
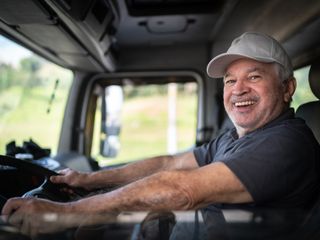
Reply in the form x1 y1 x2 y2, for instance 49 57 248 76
0 35 32 67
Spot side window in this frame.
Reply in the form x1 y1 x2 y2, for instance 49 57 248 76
91 80 198 166
0 35 73 154
292 65 317 110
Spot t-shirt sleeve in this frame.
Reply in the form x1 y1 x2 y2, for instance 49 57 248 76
221 134 313 204
193 139 217 167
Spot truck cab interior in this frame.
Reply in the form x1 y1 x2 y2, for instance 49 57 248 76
0 0 320 239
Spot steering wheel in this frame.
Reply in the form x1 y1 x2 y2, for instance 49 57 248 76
0 155 89 202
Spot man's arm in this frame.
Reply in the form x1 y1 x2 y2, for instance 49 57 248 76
2 156 253 236
67 161 253 213
51 151 198 190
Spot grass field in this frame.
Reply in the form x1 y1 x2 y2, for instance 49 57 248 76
0 85 70 154
92 88 198 166
0 81 197 167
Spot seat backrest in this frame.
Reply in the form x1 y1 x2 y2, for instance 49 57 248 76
296 61 320 144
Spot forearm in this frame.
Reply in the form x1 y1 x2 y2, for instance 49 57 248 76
85 155 172 189
87 152 196 189
72 170 195 213
74 162 252 213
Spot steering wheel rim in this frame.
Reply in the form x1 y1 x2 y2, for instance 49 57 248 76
0 155 59 177
0 155 87 202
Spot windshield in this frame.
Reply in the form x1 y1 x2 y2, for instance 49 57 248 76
91 81 198 166
0 35 73 155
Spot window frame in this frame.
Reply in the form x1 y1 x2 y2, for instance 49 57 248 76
76 71 204 164
292 65 317 110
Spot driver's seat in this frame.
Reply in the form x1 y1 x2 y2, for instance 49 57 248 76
296 61 320 144
295 60 320 239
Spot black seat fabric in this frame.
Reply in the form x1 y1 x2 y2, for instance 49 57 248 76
296 61 320 144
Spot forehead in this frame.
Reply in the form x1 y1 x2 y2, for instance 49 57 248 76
224 58 276 77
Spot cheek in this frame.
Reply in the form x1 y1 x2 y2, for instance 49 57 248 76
260 87 283 108
223 92 231 109
223 89 231 102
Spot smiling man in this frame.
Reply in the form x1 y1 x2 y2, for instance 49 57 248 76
223 59 294 137
2 32 320 239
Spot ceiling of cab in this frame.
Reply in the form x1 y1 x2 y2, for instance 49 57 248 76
0 0 118 72
0 0 319 72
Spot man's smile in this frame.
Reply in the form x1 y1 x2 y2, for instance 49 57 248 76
234 100 256 107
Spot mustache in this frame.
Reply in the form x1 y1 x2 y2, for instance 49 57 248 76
230 95 259 104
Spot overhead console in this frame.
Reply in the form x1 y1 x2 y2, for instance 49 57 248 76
0 0 119 72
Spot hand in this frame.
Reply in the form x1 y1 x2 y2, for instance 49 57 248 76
50 168 91 190
1 197 71 237
1 197 119 237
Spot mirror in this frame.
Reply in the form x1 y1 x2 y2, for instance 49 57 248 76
100 85 123 157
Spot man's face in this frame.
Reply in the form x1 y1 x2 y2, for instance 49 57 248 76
223 58 293 137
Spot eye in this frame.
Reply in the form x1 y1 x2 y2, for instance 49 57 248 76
248 75 261 81
224 79 236 85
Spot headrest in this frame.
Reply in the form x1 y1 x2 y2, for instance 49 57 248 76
309 61 320 99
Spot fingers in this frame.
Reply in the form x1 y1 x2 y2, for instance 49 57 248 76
58 168 72 175
8 206 40 237
50 175 63 184
8 209 24 228
3 198 31 235
3 198 65 237
1 197 25 218
50 168 71 184
50 169 89 191
19 214 40 238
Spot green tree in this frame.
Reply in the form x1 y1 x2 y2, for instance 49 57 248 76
19 56 43 87
0 63 20 91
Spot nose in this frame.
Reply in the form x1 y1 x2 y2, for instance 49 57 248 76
231 79 249 96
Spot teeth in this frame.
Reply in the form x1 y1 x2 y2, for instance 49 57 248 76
234 101 255 107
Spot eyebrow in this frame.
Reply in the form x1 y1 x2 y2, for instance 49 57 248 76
224 67 266 78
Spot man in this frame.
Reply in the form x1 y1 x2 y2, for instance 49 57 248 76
2 32 320 238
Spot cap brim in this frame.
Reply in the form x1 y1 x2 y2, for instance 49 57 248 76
206 53 274 78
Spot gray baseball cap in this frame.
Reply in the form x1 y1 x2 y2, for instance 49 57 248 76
206 32 293 78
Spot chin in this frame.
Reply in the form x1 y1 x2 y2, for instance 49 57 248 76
234 121 259 132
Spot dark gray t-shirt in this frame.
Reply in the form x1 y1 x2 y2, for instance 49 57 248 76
194 109 320 209
193 108 320 231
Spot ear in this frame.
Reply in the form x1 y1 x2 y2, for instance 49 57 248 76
283 77 296 103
